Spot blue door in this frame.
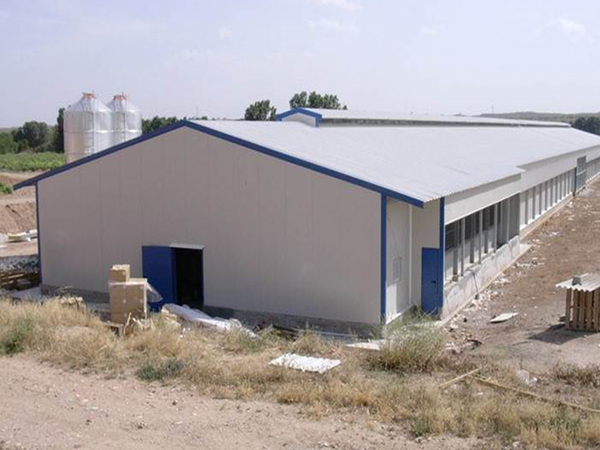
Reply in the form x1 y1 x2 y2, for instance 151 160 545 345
421 248 441 314
142 246 176 311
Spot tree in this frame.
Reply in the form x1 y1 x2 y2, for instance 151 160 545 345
52 108 65 153
142 116 179 135
289 92 308 109
244 100 276 121
12 121 50 151
0 133 17 154
289 91 347 110
573 117 600 136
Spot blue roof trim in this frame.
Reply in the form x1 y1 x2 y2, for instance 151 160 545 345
185 121 423 207
15 119 424 208
275 108 322 126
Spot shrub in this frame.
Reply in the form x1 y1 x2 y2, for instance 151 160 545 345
0 182 13 195
368 322 447 374
136 358 184 382
0 316 34 355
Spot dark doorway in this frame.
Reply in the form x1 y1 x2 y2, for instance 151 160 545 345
174 247 204 309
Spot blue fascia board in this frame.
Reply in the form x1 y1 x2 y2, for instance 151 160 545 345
380 195 387 321
275 108 322 126
15 119 424 208
185 121 424 207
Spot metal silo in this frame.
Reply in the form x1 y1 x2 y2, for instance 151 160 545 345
107 94 142 146
64 93 113 163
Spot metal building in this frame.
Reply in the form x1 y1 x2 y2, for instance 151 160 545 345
16 108 600 329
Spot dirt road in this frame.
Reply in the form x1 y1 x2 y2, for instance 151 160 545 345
0 356 478 450
450 178 600 371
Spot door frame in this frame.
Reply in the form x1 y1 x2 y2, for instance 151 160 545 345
142 243 205 311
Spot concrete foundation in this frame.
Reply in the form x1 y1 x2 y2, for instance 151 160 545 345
204 305 378 338
40 284 376 337
442 236 529 319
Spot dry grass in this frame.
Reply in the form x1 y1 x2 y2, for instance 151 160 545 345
551 363 600 388
2 298 600 449
368 323 447 374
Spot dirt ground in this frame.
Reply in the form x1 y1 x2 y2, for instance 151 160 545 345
0 171 38 253
449 177 600 372
0 356 482 450
0 171 38 235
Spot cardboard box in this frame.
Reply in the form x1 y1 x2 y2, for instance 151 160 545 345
126 281 146 300
109 283 127 301
109 278 148 317
111 310 146 325
109 296 146 314
109 264 130 283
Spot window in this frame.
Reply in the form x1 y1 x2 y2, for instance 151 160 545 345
445 222 456 252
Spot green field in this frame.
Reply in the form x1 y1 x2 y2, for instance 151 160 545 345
0 152 65 172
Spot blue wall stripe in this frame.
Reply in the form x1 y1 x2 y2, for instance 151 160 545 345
437 197 445 311
380 195 387 321
35 183 42 284
16 120 424 207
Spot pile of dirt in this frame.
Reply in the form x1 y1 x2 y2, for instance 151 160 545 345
0 200 36 234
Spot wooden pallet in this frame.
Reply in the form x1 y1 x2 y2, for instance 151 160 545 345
0 270 40 291
565 289 600 332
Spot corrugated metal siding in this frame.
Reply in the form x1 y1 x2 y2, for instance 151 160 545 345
557 274 600 292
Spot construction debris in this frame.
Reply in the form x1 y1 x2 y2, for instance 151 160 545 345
516 369 538 387
108 264 148 325
162 303 256 337
0 269 39 291
159 309 182 332
7 229 37 243
469 374 600 415
439 368 481 389
269 353 341 374
58 296 85 311
490 312 519 323
345 340 383 351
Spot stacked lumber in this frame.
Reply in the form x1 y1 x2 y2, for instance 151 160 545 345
108 264 148 325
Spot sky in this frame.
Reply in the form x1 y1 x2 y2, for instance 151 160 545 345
0 0 599 126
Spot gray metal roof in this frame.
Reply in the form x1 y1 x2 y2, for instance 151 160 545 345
196 120 600 203
294 108 570 128
556 274 600 292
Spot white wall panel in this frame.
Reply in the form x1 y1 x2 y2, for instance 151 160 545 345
386 199 411 319
39 127 381 324
445 175 520 224
411 200 440 307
